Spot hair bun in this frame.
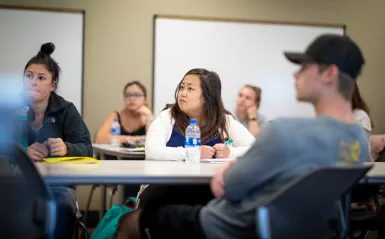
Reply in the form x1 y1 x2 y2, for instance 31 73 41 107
38 42 55 57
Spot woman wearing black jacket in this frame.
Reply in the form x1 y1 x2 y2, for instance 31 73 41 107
24 42 92 160
23 42 92 239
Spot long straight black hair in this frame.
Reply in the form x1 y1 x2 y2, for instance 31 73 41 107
171 68 230 143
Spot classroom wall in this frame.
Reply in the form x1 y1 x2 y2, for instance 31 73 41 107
2 0 385 134
2 0 385 210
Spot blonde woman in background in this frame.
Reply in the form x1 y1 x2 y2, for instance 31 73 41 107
235 85 268 136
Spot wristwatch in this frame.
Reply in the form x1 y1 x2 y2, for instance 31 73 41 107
248 118 257 121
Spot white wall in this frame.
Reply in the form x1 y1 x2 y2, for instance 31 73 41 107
0 8 84 113
153 17 344 120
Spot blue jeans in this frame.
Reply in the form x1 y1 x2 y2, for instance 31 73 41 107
50 186 78 239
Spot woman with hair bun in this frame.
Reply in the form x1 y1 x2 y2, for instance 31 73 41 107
24 42 92 161
23 42 92 239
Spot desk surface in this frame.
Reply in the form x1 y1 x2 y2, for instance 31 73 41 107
364 162 385 184
92 144 145 159
36 160 385 186
37 160 220 185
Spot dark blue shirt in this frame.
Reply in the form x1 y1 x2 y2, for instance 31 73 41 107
166 125 223 152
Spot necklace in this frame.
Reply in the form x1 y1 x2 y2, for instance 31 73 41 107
31 123 43 142
31 124 43 131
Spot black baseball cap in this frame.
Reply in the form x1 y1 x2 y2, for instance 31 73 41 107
284 34 365 79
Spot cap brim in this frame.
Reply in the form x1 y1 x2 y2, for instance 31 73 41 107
284 52 313 64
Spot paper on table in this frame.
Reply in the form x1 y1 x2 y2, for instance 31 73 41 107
200 158 228 164
120 147 145 152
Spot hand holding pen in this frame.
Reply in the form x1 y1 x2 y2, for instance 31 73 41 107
213 139 233 159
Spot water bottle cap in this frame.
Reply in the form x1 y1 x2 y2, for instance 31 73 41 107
189 119 197 125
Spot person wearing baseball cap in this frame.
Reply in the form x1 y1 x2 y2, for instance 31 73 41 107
285 34 365 80
116 34 369 239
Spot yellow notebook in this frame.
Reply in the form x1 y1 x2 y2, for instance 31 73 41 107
43 157 99 164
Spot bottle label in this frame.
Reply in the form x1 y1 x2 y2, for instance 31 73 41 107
111 127 120 135
185 137 201 147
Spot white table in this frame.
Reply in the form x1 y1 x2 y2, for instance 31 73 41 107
36 160 385 221
362 162 385 184
38 159 222 219
37 161 385 185
36 160 221 185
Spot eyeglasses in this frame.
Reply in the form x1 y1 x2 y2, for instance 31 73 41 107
124 93 144 99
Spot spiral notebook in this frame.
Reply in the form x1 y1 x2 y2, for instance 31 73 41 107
42 157 99 164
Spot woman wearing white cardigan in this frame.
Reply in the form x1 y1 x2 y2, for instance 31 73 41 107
139 68 254 208
145 108 254 160
145 69 254 161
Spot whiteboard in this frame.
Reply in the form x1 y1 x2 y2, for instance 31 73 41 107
153 16 344 120
0 7 84 114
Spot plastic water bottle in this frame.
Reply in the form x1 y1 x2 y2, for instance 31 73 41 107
110 118 121 147
185 119 201 164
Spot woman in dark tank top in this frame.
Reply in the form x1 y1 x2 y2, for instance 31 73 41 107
96 81 153 145
96 81 153 198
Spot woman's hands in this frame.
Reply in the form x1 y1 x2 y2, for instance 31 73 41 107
213 144 230 158
28 142 49 162
247 105 258 120
136 106 153 125
28 138 67 162
46 138 68 156
199 144 230 159
200 146 216 159
370 134 385 160
126 135 146 145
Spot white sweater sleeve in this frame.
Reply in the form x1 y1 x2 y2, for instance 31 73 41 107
145 109 185 161
353 109 372 132
226 115 255 158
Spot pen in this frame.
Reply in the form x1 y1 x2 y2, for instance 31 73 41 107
224 139 233 146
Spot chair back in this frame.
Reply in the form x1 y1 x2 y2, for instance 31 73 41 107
256 166 372 239
0 141 56 239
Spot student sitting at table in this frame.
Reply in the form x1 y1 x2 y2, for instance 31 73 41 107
136 68 254 209
352 82 385 161
145 68 254 161
25 43 92 160
24 42 92 239
96 81 153 146
235 84 268 136
116 34 369 239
